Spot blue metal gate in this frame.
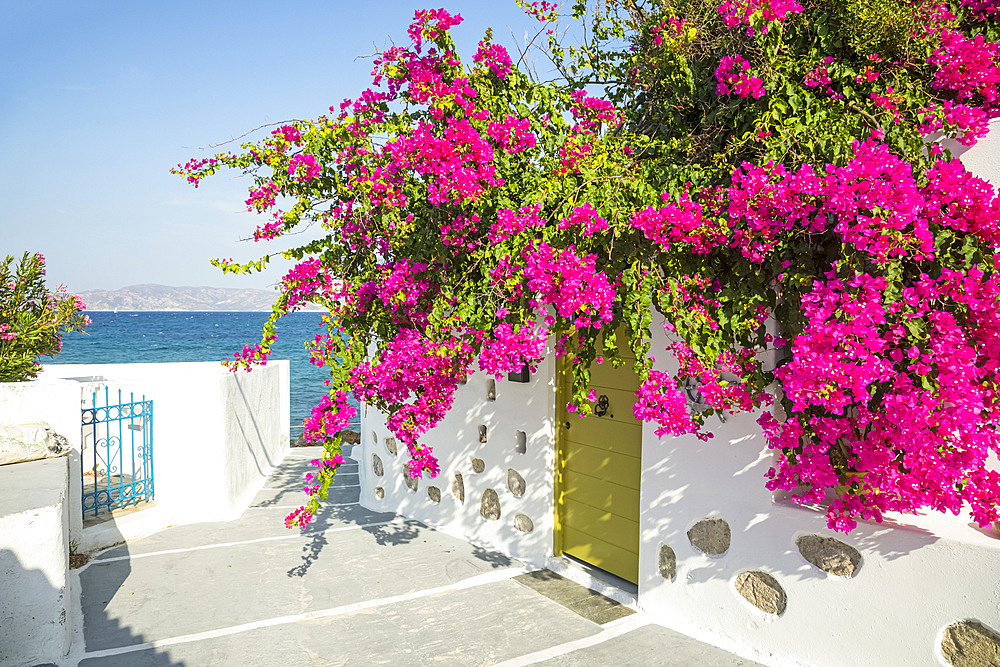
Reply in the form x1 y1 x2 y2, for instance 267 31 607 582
81 388 154 519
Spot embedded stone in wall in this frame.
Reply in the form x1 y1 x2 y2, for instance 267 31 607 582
428 486 441 503
481 488 501 520
487 379 497 401
796 535 862 577
375 487 384 499
941 620 1000 667
452 472 465 503
514 430 526 454
507 468 526 497
687 517 731 556
659 545 677 580
404 470 418 492
372 454 384 477
734 571 786 615
514 514 534 532
385 437 397 455
478 425 488 443
471 458 485 473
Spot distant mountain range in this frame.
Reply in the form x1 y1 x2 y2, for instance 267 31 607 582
76 284 325 312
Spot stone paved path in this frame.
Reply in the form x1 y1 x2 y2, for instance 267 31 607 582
65 447 765 666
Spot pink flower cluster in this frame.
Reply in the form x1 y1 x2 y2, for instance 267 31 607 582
407 8 463 51
763 267 1000 532
633 370 696 438
718 0 803 33
282 258 334 311
557 203 608 236
474 40 513 78
287 154 321 182
715 55 765 99
478 322 547 379
487 116 537 154
929 30 1000 107
649 17 689 47
523 243 615 329
630 192 719 254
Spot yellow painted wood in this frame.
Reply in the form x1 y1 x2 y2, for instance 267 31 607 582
560 468 641 521
561 525 640 584
555 331 642 584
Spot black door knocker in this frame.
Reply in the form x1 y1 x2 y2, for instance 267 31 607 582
594 394 610 417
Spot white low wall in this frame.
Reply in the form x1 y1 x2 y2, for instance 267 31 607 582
2 361 290 550
0 457 72 667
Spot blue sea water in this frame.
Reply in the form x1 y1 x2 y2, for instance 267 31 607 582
50 311 360 440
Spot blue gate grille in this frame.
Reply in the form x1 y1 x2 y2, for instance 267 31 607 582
81 388 154 519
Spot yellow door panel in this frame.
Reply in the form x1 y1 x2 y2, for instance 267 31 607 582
563 497 639 548
556 329 642 585
564 441 641 490
566 418 642 458
562 525 640 584
560 468 640 522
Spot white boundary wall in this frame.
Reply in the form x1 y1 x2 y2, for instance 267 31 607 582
359 123 1000 666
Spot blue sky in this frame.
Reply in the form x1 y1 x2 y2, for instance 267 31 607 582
0 1 551 293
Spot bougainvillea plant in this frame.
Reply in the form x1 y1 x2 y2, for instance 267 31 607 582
175 1 1000 533
0 252 90 382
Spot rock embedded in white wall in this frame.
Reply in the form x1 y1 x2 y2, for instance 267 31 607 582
452 472 465 503
372 453 384 477
428 486 441 503
375 487 384 499
478 425 488 443
734 571 787 616
471 458 486 473
940 620 1000 667
404 470 418 492
481 488 501 520
514 513 534 532
659 545 677 580
384 437 397 455
687 517 731 556
507 468 526 497
795 535 862 577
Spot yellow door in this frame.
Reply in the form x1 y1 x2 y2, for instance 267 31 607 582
556 338 642 584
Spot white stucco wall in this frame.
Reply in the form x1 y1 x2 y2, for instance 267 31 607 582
0 457 72 666
17 362 291 548
360 353 557 566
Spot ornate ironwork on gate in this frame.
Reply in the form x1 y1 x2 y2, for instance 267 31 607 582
81 388 154 519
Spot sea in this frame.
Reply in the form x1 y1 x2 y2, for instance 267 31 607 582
49 311 361 441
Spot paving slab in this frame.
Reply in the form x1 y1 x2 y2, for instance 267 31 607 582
533 623 767 667
80 579 600 666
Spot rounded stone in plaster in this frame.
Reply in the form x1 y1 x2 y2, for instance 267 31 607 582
514 514 533 532
428 486 441 503
372 453 384 477
941 620 1000 667
452 472 465 503
480 488 501 520
687 517 731 556
478 424 488 443
734 571 786 615
796 535 861 577
404 470 418 492
659 544 677 580
375 487 384 499
507 468 525 497
471 458 485 473
384 437 397 455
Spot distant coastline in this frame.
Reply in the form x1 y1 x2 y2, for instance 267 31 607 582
76 284 325 312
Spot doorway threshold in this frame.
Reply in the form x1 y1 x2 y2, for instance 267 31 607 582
545 553 639 609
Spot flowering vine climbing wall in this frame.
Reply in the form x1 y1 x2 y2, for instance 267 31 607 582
175 0 1000 535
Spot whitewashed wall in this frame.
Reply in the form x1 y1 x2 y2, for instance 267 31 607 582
0 457 72 667
360 352 557 566
29 361 290 549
